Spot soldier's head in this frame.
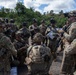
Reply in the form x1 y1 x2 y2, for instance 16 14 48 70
32 18 37 25
68 11 76 23
15 31 22 40
33 33 44 44
10 19 15 23
50 18 56 27
5 18 9 23
22 22 27 28
41 19 45 25
69 11 76 17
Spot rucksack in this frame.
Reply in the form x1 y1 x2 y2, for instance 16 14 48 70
28 45 51 63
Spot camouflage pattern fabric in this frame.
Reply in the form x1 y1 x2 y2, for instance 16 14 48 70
0 33 17 75
64 22 76 42
26 44 52 75
61 22 76 74
39 24 47 36
19 27 30 43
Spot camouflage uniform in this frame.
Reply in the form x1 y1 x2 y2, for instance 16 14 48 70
26 33 52 75
0 33 17 75
29 19 40 37
9 21 18 42
39 20 47 36
39 24 47 35
4 19 18 42
61 22 76 75
13 31 28 65
13 32 28 75
45 26 59 60
19 26 30 44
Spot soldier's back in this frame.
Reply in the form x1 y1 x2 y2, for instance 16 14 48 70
26 44 52 75
0 33 17 75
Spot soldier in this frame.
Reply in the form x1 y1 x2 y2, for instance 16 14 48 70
5 18 9 24
19 22 31 44
29 18 40 40
13 31 28 65
62 11 76 34
3 19 11 38
26 33 52 75
13 31 28 75
60 22 76 75
45 18 59 61
39 19 47 36
9 19 18 42
62 20 70 33
39 20 47 44
0 21 17 75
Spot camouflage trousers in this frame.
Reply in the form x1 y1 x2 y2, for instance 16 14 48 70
46 38 58 60
0 60 11 75
60 50 75 75
0 69 10 75
27 62 51 75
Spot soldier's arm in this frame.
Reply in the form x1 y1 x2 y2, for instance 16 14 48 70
65 39 76 55
29 26 34 31
2 36 17 57
64 32 71 42
18 44 29 53
45 27 51 34
64 26 76 42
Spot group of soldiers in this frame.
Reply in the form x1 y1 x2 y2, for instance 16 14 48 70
0 11 76 75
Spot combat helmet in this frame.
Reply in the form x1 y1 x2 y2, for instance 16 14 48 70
10 19 15 23
33 33 44 43
41 19 45 23
32 18 37 23
69 11 76 17
5 18 9 23
50 18 56 24
22 22 27 27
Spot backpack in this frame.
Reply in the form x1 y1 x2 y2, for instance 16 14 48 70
28 45 51 63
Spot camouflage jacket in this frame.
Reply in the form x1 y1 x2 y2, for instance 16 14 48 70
64 22 76 42
0 33 17 71
65 39 76 55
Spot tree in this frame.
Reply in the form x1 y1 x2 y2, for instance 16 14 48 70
50 10 54 15
15 2 25 15
59 10 64 15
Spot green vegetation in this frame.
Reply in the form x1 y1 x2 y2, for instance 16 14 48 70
0 2 68 28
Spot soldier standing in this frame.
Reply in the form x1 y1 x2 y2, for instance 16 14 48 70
61 22 76 75
0 21 17 75
13 31 28 75
39 20 47 36
19 22 31 44
39 20 47 44
9 19 18 42
45 18 59 61
29 18 40 40
26 33 52 75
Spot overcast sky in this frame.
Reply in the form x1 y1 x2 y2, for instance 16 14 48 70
0 0 76 14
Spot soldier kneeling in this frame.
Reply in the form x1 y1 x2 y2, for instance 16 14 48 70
25 33 52 75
